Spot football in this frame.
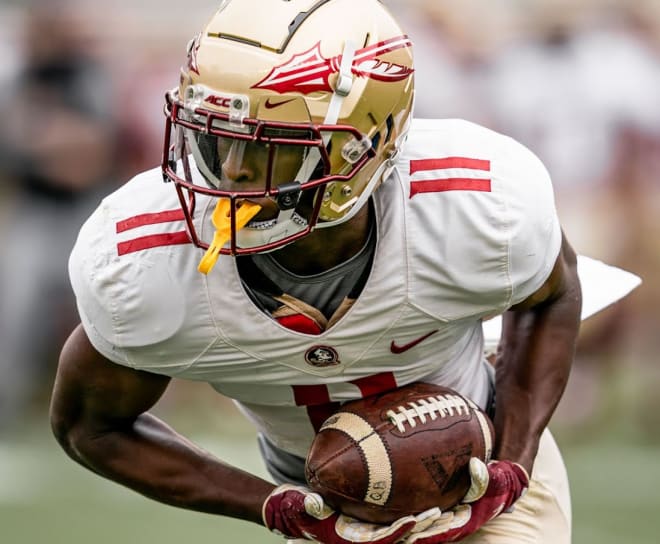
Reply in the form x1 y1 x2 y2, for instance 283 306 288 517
304 382 494 523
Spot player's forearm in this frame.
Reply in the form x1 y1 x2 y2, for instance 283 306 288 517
493 274 581 473
55 411 274 524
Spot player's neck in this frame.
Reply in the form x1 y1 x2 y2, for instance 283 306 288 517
271 204 372 275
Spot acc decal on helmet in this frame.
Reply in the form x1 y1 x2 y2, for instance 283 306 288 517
162 0 414 266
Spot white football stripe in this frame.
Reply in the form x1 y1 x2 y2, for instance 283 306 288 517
465 398 494 461
473 409 494 462
321 412 393 506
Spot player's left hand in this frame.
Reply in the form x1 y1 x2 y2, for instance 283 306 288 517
262 484 419 544
403 459 529 543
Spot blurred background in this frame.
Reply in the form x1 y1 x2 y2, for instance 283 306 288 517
0 0 659 542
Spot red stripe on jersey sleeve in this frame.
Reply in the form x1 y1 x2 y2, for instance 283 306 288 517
350 372 397 397
116 209 185 233
410 157 490 175
410 178 492 198
117 231 191 255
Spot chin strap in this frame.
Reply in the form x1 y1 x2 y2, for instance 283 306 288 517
314 152 395 230
235 209 308 251
294 39 357 185
316 124 409 230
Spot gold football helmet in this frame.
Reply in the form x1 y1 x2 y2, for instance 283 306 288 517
163 0 414 260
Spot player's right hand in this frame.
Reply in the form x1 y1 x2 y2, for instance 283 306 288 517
262 484 419 544
402 459 529 543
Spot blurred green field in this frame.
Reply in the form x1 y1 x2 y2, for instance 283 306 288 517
0 405 282 544
2 392 660 544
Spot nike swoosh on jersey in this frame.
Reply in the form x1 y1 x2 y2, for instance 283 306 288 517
264 98 296 109
390 330 439 354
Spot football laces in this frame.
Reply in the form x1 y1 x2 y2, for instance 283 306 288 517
386 395 471 433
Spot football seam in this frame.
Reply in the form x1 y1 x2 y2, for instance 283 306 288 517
307 432 368 501
317 411 394 507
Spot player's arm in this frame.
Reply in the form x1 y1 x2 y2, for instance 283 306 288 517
403 235 581 544
494 232 582 473
49 324 274 523
51 324 420 544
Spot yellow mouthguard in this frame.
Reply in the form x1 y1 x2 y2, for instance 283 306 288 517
197 199 262 275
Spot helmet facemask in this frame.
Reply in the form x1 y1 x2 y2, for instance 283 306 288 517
163 87 376 259
161 0 414 268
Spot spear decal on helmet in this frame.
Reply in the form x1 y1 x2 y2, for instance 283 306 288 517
252 35 413 95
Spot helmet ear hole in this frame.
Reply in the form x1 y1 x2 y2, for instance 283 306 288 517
371 131 381 151
384 115 395 144
380 115 399 159
370 115 394 153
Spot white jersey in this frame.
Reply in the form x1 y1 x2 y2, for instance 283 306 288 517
69 118 561 457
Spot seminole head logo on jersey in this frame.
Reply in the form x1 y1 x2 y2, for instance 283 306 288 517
305 346 341 368
252 36 413 95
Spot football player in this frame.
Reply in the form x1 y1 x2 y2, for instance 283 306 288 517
51 1 582 542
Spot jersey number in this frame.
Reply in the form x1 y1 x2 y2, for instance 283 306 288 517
292 372 397 432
